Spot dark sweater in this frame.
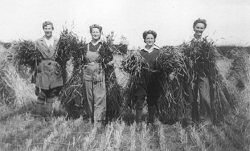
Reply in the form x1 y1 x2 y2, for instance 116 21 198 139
140 47 160 71
137 47 162 97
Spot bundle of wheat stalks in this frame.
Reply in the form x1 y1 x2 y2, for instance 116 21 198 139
56 28 86 83
13 40 42 72
226 47 249 91
0 46 16 106
105 68 124 121
0 64 16 106
105 32 128 55
59 68 89 119
58 35 87 119
57 30 87 118
121 50 149 79
104 35 128 120
120 50 149 109
181 38 232 122
157 46 187 122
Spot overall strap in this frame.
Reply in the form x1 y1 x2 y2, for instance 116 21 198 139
97 44 102 52
87 43 90 52
87 43 102 52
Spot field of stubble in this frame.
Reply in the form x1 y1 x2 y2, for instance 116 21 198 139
0 44 250 151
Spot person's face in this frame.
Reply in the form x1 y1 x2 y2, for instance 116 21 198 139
145 34 155 46
193 23 206 38
91 28 101 41
43 25 53 38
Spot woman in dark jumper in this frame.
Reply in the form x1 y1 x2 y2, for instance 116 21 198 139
134 30 162 124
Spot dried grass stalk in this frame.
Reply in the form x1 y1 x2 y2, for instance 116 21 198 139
59 68 89 119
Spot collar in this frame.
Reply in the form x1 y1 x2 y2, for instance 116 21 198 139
191 34 209 42
141 45 159 53
43 35 54 40
192 37 202 42
40 36 57 42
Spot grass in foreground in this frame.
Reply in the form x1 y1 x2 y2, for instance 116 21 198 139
0 44 250 151
0 103 249 151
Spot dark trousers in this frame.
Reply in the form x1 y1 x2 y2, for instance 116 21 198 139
135 93 159 123
34 86 62 116
134 73 161 123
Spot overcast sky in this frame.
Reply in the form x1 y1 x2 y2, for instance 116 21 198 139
0 0 249 47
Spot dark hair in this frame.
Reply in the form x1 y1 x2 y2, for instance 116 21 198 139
143 30 157 42
42 21 54 30
89 24 102 33
193 18 207 29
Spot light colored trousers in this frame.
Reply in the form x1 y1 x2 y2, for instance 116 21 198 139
83 63 106 123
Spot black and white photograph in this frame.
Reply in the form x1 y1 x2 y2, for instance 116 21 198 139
0 0 249 150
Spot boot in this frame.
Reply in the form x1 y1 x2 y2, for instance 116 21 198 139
136 109 143 124
148 105 155 124
182 101 194 127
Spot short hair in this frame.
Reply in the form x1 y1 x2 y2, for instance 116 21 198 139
42 21 54 30
193 18 207 29
142 30 157 40
89 24 102 33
